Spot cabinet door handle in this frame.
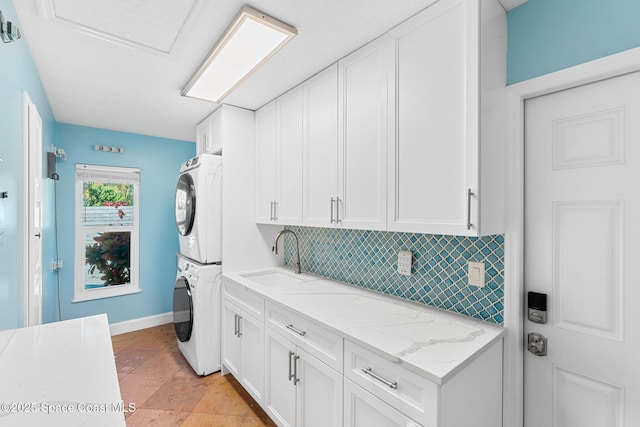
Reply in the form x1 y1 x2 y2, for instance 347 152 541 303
467 189 474 231
270 201 274 221
362 367 397 390
236 315 243 337
330 197 335 223
336 197 342 224
288 351 295 382
233 314 238 336
274 201 278 221
293 355 300 385
286 324 306 336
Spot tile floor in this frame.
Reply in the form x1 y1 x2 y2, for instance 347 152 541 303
111 323 275 426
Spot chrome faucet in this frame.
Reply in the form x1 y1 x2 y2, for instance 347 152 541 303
272 229 302 274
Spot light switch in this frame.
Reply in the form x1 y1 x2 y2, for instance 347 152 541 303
468 261 485 288
397 250 412 276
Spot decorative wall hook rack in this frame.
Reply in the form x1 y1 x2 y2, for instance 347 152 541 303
1 10 22 43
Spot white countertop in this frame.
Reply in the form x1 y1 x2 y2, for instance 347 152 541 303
0 314 125 426
224 267 504 384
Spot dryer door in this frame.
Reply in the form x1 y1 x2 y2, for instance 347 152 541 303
175 173 196 236
173 276 193 342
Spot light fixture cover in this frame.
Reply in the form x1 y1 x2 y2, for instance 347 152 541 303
182 6 297 103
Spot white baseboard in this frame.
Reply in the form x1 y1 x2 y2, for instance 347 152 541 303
109 312 173 336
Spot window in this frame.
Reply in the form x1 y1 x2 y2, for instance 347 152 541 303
74 164 140 302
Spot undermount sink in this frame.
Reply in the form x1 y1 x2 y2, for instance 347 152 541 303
241 270 305 287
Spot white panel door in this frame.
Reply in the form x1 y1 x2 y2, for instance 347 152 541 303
343 379 420 427
25 93 42 327
303 65 338 227
222 300 241 378
255 101 277 224
276 86 303 225
264 328 296 427
295 347 342 427
524 72 640 426
337 36 391 231
240 312 265 404
387 0 477 235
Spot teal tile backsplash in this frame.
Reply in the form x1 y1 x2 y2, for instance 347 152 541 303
283 226 504 324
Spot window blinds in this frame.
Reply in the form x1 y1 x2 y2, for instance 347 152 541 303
76 164 140 184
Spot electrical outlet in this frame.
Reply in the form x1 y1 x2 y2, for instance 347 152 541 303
397 250 412 276
468 261 485 287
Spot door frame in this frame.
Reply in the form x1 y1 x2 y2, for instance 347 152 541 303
503 46 640 427
22 91 43 327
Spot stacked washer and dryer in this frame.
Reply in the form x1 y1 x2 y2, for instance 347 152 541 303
172 154 223 376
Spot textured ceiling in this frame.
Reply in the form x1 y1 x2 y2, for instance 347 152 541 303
14 0 527 142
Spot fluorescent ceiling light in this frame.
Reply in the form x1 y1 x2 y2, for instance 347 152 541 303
182 5 297 103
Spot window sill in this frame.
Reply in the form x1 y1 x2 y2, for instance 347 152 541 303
72 288 141 303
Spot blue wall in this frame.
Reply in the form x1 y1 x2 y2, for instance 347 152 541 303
53 124 194 324
0 0 56 330
0 0 194 329
507 0 640 84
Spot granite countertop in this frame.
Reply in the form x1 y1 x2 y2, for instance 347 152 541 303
0 314 125 426
223 267 504 385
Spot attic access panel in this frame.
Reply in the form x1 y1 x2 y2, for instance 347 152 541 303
36 0 204 54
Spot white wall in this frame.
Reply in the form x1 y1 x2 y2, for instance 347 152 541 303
220 105 282 273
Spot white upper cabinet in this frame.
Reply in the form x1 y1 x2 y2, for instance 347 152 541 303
255 0 506 236
196 107 222 155
255 87 304 225
387 0 506 236
276 87 304 225
302 37 391 231
337 36 392 231
302 65 339 227
255 101 278 224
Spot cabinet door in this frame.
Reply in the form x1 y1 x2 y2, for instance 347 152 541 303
296 347 342 427
344 379 421 427
303 65 338 227
388 0 479 236
240 313 265 404
196 119 209 156
264 328 296 427
276 86 303 225
222 300 242 378
207 109 222 154
337 36 391 231
255 101 277 224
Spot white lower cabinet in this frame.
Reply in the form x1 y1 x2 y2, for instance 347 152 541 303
264 326 342 427
221 299 264 404
344 339 504 427
222 279 503 427
344 378 421 427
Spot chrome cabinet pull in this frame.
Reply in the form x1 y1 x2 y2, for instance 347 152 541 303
288 351 295 381
362 367 397 390
293 355 300 385
330 197 335 223
466 189 474 231
270 201 274 221
233 314 239 336
236 315 242 337
274 201 278 221
286 324 306 336
336 197 342 223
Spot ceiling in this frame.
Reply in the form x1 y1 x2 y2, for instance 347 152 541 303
13 0 527 142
